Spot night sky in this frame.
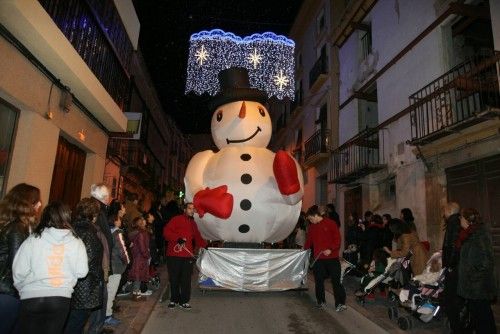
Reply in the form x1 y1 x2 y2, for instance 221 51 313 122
133 0 303 134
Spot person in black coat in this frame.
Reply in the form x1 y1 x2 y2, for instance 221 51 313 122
440 202 465 334
381 214 394 250
88 184 113 334
65 198 104 334
326 203 340 227
0 183 41 333
357 211 373 269
456 208 496 334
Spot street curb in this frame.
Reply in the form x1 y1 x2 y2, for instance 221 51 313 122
122 265 169 334
305 276 389 334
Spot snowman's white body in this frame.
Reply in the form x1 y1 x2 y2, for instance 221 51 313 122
184 100 303 243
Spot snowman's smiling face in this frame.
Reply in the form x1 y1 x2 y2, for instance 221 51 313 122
211 100 272 149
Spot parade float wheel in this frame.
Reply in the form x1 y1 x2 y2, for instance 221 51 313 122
397 316 413 330
388 306 399 320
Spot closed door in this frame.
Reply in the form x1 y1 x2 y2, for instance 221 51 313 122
446 154 500 296
344 185 362 230
49 137 86 209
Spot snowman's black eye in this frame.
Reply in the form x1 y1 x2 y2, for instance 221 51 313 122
258 107 266 117
216 110 223 122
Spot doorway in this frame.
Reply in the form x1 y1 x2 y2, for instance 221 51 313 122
446 154 500 296
49 136 86 209
344 185 362 232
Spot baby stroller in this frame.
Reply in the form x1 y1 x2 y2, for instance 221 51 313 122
388 251 444 330
340 258 357 283
355 253 412 305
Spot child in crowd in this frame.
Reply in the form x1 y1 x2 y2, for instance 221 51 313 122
355 248 388 299
104 211 130 326
128 216 151 298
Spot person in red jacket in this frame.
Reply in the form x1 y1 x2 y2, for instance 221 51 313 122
163 202 207 310
304 205 347 312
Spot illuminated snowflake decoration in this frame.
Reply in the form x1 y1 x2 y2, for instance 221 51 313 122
274 70 289 91
247 48 262 69
195 45 209 65
185 29 295 100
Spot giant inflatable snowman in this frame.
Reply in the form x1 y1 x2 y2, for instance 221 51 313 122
185 67 303 243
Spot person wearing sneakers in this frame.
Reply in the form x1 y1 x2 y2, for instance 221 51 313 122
128 216 152 299
164 202 207 310
304 205 347 312
104 207 130 327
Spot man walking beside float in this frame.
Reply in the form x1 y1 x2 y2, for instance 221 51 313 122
163 203 207 310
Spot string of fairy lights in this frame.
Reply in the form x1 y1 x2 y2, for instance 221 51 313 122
185 29 295 100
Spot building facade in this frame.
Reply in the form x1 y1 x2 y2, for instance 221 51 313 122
0 0 191 209
271 0 342 210
273 0 499 291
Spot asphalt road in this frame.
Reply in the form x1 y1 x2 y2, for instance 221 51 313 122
143 281 341 334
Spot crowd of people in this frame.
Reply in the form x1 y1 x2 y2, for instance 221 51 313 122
0 182 497 333
0 183 186 333
295 203 496 333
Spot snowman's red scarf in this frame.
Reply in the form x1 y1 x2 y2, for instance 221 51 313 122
454 224 480 249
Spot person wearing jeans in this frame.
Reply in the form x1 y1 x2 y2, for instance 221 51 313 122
104 209 130 326
303 205 347 312
13 202 88 334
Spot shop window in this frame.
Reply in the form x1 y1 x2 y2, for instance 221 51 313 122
0 99 18 197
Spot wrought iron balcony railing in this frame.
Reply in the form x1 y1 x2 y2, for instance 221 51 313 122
309 53 328 90
39 0 131 110
409 51 500 144
329 128 386 184
304 129 330 162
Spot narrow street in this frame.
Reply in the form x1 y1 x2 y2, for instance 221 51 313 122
143 282 340 334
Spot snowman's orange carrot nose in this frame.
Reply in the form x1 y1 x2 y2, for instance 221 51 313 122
239 101 246 119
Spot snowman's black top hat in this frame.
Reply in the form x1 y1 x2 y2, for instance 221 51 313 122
208 67 267 111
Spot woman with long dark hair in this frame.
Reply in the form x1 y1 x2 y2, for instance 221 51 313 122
383 218 428 276
0 183 41 333
400 208 417 232
456 208 496 333
13 202 88 334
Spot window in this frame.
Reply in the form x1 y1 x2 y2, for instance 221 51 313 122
360 24 372 61
0 99 18 197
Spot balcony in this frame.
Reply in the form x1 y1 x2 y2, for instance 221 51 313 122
107 138 154 181
303 129 330 168
409 51 500 145
309 53 328 93
39 0 131 110
0 0 129 131
329 128 386 184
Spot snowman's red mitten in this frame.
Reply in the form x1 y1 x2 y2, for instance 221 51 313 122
273 150 300 195
193 185 233 219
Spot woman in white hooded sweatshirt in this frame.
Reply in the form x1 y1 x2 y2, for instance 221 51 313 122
12 202 88 334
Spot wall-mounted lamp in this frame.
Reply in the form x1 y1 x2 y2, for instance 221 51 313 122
77 129 86 141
